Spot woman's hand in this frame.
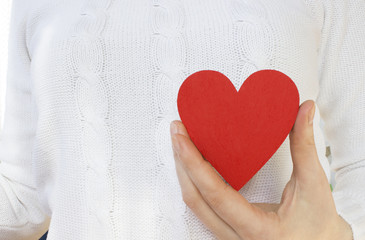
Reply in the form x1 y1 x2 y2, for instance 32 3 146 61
170 100 353 240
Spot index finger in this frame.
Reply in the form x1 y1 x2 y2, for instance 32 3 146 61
173 126 269 237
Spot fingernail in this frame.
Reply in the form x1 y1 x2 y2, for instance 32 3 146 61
171 134 181 152
170 121 179 135
308 102 315 125
170 122 181 153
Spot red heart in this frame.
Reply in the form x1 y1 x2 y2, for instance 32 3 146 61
177 70 299 191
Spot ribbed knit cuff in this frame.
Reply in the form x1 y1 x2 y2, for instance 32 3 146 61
333 192 365 240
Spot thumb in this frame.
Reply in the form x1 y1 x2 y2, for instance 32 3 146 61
289 100 324 184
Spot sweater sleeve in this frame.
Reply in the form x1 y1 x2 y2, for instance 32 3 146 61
316 0 365 239
0 0 50 239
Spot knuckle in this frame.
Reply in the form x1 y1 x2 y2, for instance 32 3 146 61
172 149 179 159
291 140 315 151
307 134 316 146
182 192 199 210
205 184 229 210
290 133 316 149
302 137 316 149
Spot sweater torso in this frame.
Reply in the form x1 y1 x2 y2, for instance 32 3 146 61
2 0 365 239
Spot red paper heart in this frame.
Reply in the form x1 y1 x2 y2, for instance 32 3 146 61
177 69 299 191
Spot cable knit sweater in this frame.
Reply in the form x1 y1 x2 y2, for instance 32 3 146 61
0 0 364 239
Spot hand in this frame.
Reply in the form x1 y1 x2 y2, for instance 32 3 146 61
170 100 353 240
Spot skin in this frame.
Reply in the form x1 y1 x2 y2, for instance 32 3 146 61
170 100 353 240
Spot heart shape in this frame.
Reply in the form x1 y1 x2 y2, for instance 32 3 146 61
177 69 299 191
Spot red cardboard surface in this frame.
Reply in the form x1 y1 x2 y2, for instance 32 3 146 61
177 70 299 191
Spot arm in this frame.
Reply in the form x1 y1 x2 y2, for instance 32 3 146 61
0 0 50 239
316 0 365 239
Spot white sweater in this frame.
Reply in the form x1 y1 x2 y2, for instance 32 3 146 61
0 0 364 239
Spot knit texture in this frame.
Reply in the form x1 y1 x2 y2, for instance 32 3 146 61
0 0 364 239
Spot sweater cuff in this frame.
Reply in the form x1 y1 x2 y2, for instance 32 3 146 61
333 192 365 240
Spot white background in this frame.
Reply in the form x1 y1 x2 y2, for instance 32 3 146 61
0 0 12 129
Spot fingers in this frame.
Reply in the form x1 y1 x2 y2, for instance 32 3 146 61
170 120 267 237
289 100 328 186
173 149 242 240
